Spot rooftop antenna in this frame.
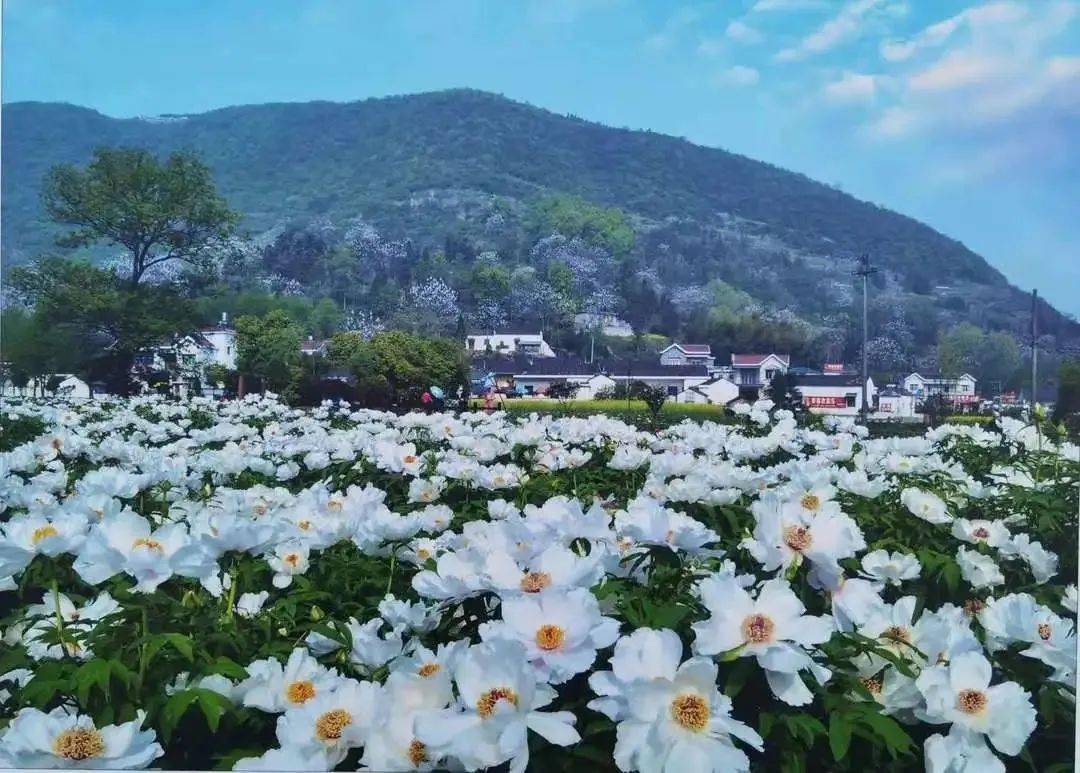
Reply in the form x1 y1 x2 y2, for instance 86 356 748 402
853 253 879 421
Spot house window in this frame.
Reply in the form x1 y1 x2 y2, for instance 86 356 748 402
845 393 856 408
667 385 679 397
765 369 776 381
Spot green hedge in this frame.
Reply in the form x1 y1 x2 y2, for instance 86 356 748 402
470 398 735 427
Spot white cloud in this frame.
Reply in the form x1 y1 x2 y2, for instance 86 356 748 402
644 5 704 51
716 65 761 86
775 0 890 62
879 1 1028 62
824 71 879 102
725 19 764 44
750 0 829 11
865 105 922 138
907 51 1011 92
696 37 724 56
864 1 1080 149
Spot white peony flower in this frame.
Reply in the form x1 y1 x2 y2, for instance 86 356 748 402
860 549 921 586
0 706 162 769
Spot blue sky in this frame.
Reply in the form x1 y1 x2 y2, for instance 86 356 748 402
4 0 1079 315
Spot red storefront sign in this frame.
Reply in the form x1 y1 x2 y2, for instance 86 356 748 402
804 395 849 408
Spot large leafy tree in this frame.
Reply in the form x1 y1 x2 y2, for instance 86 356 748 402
336 330 468 408
42 148 238 285
0 307 83 395
9 257 196 394
1055 358 1080 429
235 310 303 396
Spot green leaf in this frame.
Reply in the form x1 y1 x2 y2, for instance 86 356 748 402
208 656 249 681
196 689 231 733
723 658 754 697
74 659 111 705
855 709 914 757
829 713 852 760
160 689 201 742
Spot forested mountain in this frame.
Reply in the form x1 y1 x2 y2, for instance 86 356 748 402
3 89 1076 369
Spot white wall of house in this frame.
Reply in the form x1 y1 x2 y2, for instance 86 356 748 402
611 374 709 397
797 380 877 415
659 345 715 367
578 374 616 399
2 375 95 400
731 355 789 387
466 333 555 358
201 329 237 369
574 313 634 338
903 373 977 399
677 378 738 405
873 393 918 418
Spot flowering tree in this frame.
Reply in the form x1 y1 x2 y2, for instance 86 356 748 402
396 278 460 334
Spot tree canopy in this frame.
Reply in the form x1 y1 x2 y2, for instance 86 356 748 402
42 147 237 284
235 310 303 396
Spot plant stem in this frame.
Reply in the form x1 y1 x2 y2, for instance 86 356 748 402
52 579 69 657
136 606 149 697
386 551 397 596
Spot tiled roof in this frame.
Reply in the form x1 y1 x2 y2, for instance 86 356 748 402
603 360 710 378
732 353 791 367
662 343 712 355
792 374 865 387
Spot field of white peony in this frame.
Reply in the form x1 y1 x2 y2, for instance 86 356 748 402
0 394 1075 771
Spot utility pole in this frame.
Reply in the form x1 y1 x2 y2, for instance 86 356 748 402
1031 289 1038 411
853 254 878 421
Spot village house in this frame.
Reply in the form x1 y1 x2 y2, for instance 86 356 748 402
300 337 329 357
659 343 715 368
466 331 556 358
721 353 791 399
573 312 634 338
1 373 97 400
903 372 978 408
606 361 713 399
200 313 238 369
677 376 740 406
873 386 919 419
131 313 238 397
792 373 877 416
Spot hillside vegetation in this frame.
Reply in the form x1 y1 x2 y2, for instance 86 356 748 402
3 89 1076 367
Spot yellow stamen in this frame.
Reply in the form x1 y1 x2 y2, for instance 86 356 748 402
520 572 552 593
670 694 710 731
408 739 428 766
476 687 518 718
783 525 812 552
741 614 775 644
286 680 316 704
417 662 441 677
32 525 59 544
315 709 352 741
535 624 565 651
53 728 104 760
956 689 987 714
